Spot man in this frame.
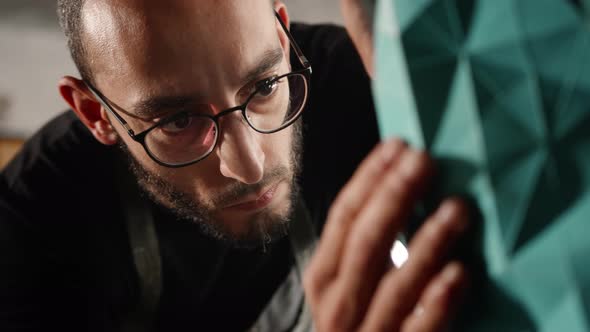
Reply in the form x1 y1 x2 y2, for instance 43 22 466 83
0 0 468 330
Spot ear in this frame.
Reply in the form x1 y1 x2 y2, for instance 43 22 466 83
273 2 291 59
58 76 118 145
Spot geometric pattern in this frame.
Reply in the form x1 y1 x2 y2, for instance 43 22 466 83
373 0 590 330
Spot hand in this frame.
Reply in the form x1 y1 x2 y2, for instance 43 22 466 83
303 139 470 331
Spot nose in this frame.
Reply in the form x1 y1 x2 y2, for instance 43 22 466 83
216 112 265 184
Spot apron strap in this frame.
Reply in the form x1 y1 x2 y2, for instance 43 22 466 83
248 198 318 332
117 166 162 332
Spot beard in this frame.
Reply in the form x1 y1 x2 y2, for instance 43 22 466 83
119 120 304 249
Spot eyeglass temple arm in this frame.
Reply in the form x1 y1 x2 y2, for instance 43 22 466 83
274 11 311 70
85 82 136 136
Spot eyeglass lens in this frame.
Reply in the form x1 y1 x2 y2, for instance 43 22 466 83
143 73 308 166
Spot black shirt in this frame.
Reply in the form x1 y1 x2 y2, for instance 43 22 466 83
0 23 378 331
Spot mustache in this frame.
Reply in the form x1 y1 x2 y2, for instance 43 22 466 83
210 166 291 208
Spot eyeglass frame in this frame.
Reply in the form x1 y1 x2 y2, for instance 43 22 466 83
85 11 312 168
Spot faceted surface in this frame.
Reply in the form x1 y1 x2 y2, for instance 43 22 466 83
374 0 590 330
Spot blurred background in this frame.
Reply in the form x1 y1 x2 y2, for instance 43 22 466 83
0 0 343 167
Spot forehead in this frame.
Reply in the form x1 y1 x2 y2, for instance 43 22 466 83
82 0 279 102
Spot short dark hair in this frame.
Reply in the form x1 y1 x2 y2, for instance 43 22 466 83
57 0 94 84
57 0 277 85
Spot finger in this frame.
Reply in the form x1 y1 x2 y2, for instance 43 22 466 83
401 262 469 332
358 199 469 331
304 139 405 294
333 148 434 329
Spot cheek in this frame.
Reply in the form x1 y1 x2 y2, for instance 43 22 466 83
120 135 150 165
263 127 294 166
146 155 227 201
122 135 197 190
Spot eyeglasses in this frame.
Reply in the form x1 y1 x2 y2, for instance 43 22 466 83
85 12 312 168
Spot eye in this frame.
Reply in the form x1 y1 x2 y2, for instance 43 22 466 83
161 113 192 133
255 77 279 97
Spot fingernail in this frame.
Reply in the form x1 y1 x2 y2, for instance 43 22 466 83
381 139 403 165
443 263 462 284
431 264 462 300
399 150 421 178
439 201 470 236
413 305 425 317
438 201 458 224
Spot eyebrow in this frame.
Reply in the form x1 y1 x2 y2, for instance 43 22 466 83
130 47 285 119
241 47 284 87
131 95 203 119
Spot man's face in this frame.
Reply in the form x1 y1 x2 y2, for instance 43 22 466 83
83 0 301 247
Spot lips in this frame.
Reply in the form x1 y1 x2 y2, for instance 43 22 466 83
224 182 280 212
